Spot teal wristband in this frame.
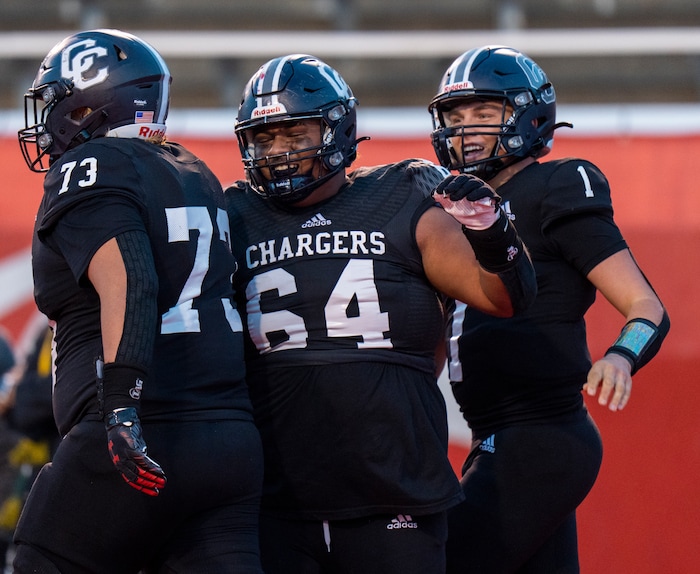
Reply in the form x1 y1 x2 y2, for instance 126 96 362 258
605 318 659 375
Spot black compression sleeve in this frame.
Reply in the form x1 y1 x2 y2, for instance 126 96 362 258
461 210 537 313
460 209 524 273
495 252 538 315
115 230 158 368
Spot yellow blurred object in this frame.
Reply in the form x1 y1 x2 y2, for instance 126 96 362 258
36 327 53 378
8 438 50 467
0 496 22 530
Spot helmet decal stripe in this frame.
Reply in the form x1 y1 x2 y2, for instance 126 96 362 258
254 54 299 108
270 55 294 94
253 57 275 105
149 46 171 124
449 46 489 90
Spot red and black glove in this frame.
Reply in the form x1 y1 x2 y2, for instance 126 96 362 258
105 406 166 496
98 361 166 496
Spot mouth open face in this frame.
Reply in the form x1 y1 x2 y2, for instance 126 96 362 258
269 162 300 178
461 142 489 162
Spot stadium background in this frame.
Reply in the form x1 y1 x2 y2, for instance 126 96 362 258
1 1 698 572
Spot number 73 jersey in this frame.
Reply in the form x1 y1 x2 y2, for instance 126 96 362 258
33 138 247 432
225 160 446 372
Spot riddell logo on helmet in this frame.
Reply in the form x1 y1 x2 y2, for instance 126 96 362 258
252 104 287 118
447 81 474 92
138 126 165 139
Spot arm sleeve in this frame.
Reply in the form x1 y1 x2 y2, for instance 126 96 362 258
46 197 157 368
114 230 159 368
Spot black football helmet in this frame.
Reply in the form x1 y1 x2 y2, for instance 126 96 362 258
235 54 363 204
429 45 570 180
18 29 171 172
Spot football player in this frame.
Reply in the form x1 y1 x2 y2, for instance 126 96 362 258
429 45 670 573
15 29 263 573
225 54 536 573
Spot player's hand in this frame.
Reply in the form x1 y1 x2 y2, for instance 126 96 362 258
433 174 501 230
583 353 633 412
105 407 166 496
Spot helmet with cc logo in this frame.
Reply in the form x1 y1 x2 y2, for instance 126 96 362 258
18 29 171 172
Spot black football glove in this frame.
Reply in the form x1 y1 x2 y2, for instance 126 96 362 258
433 174 502 231
105 407 166 497
434 174 501 204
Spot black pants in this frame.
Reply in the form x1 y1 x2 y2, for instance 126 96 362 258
260 511 448 574
446 411 603 574
13 418 264 574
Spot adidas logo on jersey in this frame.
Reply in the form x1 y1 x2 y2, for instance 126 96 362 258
386 514 418 530
479 434 496 453
301 212 332 228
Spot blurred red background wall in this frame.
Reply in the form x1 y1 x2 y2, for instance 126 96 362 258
1 132 697 573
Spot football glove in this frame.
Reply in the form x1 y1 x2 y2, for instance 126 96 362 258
105 407 166 497
433 174 501 230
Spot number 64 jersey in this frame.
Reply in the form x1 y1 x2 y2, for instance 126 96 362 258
32 138 251 436
225 159 464 521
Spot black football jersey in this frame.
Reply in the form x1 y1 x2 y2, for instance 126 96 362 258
447 158 628 436
32 138 250 436
226 159 464 520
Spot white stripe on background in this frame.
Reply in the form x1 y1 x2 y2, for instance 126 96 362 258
0 248 33 317
4 105 700 139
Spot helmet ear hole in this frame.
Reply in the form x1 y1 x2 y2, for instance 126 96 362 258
69 107 92 121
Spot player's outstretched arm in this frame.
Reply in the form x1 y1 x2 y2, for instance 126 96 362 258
420 174 537 317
